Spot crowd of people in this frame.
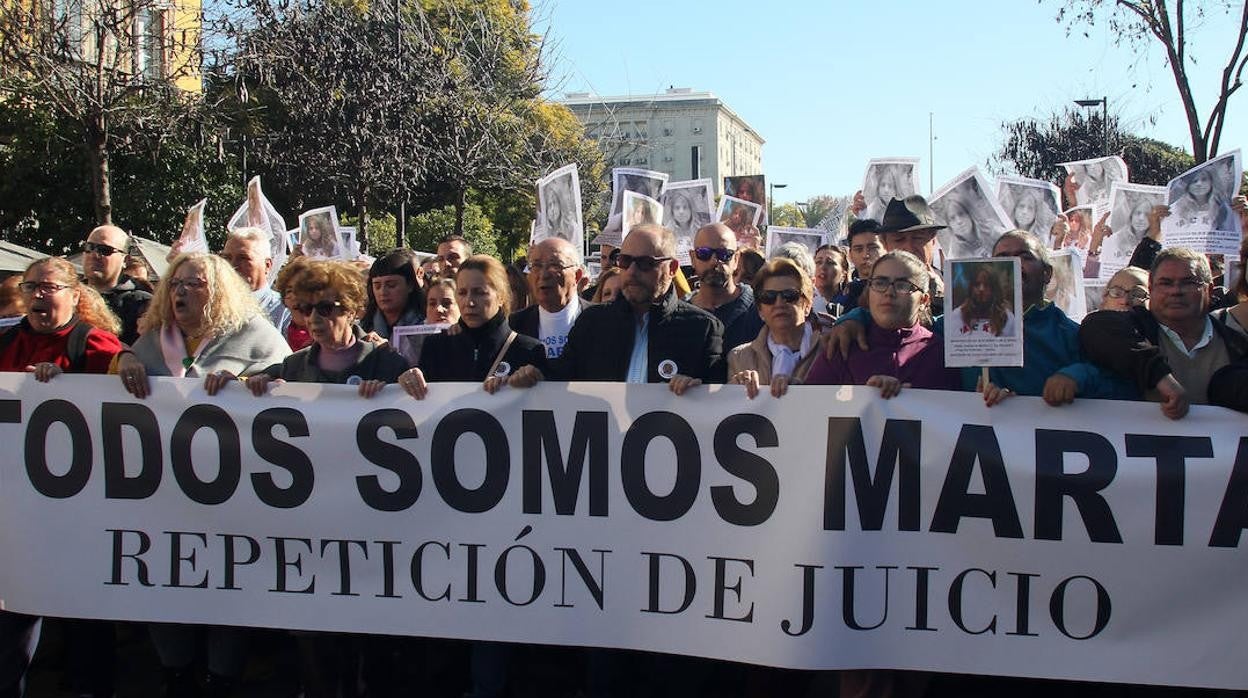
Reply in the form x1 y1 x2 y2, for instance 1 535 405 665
2 171 1248 697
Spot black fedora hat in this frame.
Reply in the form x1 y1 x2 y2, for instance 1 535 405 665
878 196 946 234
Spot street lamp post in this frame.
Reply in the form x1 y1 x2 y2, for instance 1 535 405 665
1074 96 1109 154
769 182 787 226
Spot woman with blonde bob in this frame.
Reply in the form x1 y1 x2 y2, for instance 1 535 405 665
728 258 819 398
116 252 289 398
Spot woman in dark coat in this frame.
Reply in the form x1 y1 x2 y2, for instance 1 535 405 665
399 254 546 398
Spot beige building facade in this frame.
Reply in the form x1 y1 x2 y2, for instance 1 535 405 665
562 87 764 196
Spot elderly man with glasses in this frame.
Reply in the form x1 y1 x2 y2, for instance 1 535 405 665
511 223 724 392
509 237 590 358
82 225 151 344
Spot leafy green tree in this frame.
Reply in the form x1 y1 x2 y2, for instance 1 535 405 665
0 95 240 253
993 107 1195 187
406 203 498 257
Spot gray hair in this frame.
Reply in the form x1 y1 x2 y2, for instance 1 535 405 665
226 227 272 260
1153 247 1213 284
770 242 816 280
530 236 584 267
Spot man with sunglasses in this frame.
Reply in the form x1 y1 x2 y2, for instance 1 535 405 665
688 223 763 352
83 225 151 345
514 223 724 392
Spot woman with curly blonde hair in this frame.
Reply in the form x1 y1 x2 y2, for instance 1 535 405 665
116 252 289 399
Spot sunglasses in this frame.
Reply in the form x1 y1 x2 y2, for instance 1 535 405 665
296 300 347 316
83 241 123 256
616 254 673 272
693 247 734 263
757 288 802 305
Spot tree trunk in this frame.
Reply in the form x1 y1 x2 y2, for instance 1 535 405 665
356 183 370 254
454 188 466 236
85 120 112 225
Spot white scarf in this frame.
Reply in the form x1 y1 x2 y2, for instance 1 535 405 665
766 323 813 378
159 324 216 377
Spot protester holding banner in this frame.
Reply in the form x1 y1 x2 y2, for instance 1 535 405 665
0 257 122 377
0 256 124 698
515 223 725 391
240 260 408 695
826 230 1134 407
399 254 546 399
1080 247 1248 418
806 251 958 397
115 252 289 396
727 257 819 398
360 249 425 344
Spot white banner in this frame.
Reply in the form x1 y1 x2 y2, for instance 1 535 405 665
1 375 1247 689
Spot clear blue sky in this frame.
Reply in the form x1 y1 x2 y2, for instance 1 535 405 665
535 0 1247 206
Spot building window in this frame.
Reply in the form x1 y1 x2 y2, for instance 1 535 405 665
134 7 166 80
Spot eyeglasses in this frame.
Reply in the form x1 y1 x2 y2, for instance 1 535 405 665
868 277 923 295
757 288 802 305
18 281 71 295
1105 285 1149 301
616 254 673 272
83 241 124 256
693 247 734 263
528 261 577 274
296 300 347 316
168 278 208 292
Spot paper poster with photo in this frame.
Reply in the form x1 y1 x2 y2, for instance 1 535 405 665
620 191 664 242
611 168 668 216
168 199 208 260
298 207 343 260
1160 149 1243 255
861 158 922 221
996 176 1061 241
392 323 451 367
1099 182 1167 280
1045 248 1088 321
535 164 584 251
930 167 1013 260
812 195 853 240
287 229 300 254
944 257 1025 368
723 175 768 226
661 179 714 264
1057 205 1095 252
1058 156 1128 207
765 226 824 260
715 195 763 249
339 227 360 260
227 176 289 283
